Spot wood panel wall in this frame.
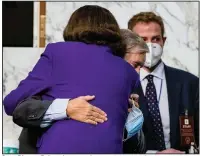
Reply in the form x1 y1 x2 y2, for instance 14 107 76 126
39 2 46 47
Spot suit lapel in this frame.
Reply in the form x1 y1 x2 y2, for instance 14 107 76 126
164 65 182 147
134 83 153 134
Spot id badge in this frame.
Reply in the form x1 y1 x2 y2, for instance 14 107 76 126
179 113 195 147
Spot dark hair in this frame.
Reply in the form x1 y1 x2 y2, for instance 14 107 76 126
63 5 125 57
128 12 165 37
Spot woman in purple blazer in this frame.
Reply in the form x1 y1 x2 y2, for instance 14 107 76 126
4 5 139 154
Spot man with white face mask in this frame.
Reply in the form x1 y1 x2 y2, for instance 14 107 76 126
128 12 199 153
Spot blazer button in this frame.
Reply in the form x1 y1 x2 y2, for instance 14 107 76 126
29 114 37 118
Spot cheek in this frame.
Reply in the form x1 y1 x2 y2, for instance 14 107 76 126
159 39 165 47
124 57 130 64
124 55 135 63
139 54 146 63
162 37 166 45
135 67 140 73
142 54 146 60
159 42 164 47
124 55 129 61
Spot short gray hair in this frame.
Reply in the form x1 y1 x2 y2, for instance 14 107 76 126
120 29 149 53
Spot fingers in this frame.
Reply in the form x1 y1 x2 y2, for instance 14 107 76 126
91 105 107 117
128 108 132 112
129 99 134 106
76 96 108 124
129 98 139 109
85 105 107 124
135 102 139 108
88 115 104 123
130 94 139 100
85 119 97 125
79 96 106 118
90 111 107 121
82 95 95 101
130 94 139 102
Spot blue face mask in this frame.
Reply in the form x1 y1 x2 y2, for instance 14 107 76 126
123 104 144 141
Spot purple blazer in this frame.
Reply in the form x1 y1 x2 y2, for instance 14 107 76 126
4 42 139 154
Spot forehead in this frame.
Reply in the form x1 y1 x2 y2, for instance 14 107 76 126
132 22 162 37
125 52 145 60
128 46 148 53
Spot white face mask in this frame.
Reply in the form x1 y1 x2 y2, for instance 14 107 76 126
144 43 163 68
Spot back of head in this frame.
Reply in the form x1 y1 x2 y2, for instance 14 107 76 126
120 29 149 53
63 5 125 57
128 12 165 37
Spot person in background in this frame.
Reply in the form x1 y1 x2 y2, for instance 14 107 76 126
120 29 149 153
12 29 149 154
3 5 140 154
121 29 148 73
128 11 199 153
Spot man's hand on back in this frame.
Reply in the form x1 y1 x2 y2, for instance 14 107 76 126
67 95 108 125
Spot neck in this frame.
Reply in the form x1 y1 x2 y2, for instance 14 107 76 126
143 60 162 73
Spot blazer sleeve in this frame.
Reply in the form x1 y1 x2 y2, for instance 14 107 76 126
13 96 52 128
3 43 54 116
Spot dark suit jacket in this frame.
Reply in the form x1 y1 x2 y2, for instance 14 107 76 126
13 96 52 154
135 64 199 151
13 97 145 154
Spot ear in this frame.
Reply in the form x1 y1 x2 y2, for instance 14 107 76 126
163 37 167 45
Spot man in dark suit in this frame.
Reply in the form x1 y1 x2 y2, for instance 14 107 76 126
127 12 199 153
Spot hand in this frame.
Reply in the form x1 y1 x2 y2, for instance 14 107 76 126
156 148 185 154
128 94 139 112
66 95 107 125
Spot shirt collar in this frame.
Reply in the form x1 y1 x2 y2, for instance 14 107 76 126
140 61 165 81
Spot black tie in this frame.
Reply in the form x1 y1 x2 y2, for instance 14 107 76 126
145 75 166 150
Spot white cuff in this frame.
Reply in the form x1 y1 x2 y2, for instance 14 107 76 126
45 99 70 120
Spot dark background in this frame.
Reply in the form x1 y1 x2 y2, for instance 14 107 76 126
3 1 34 47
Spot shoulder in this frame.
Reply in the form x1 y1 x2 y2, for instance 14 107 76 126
42 42 73 58
123 60 139 83
44 42 67 51
165 65 198 83
43 41 95 55
115 57 137 74
110 55 139 80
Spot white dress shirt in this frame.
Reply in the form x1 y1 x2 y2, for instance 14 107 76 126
41 99 69 128
140 62 171 152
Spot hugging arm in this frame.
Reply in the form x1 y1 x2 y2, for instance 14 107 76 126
13 96 106 129
12 96 67 128
4 43 54 116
